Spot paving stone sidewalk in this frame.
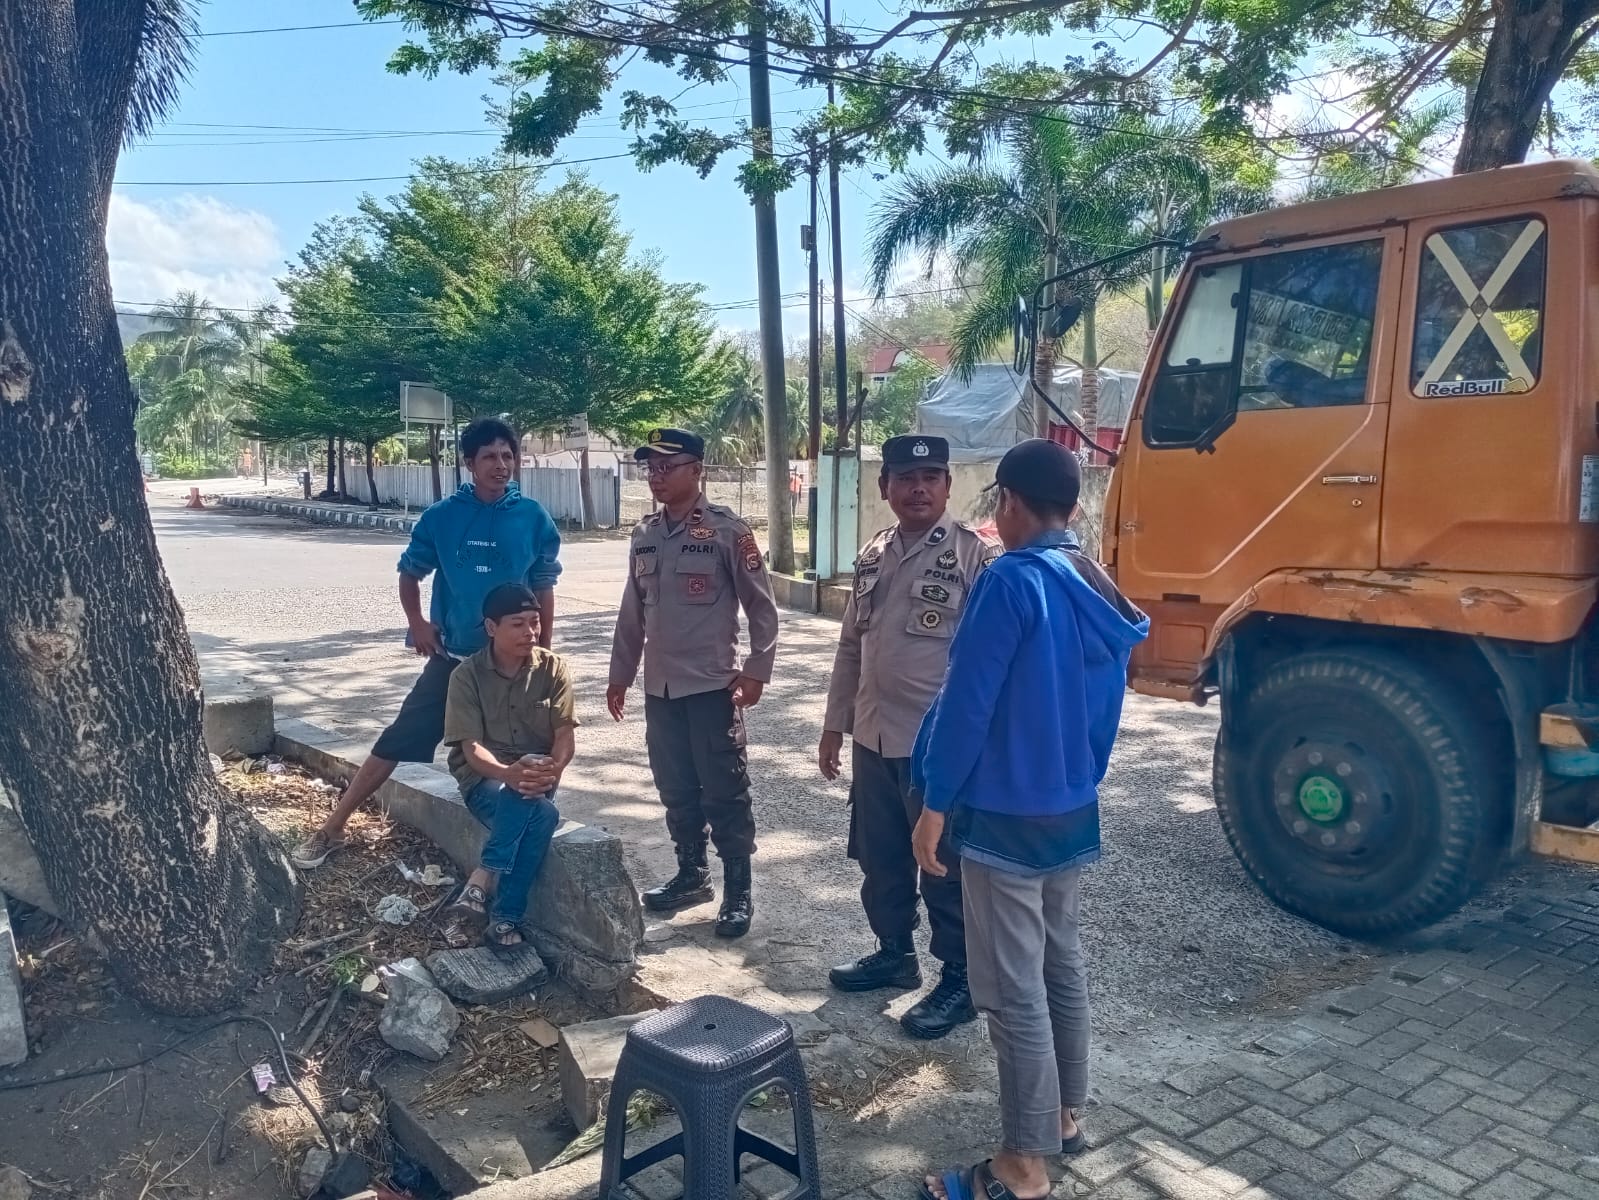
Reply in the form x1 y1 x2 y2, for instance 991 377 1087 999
954 883 1599 1200
470 879 1599 1200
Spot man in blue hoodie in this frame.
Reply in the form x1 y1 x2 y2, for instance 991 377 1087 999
293 418 563 870
910 439 1148 1200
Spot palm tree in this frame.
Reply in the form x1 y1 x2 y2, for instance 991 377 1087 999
868 110 1254 438
131 292 276 463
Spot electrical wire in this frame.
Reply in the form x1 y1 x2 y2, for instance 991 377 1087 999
0 1014 337 1156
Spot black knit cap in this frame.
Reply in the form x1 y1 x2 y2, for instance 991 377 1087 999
483 583 540 622
988 438 1082 509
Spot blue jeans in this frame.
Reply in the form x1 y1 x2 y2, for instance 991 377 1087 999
464 781 560 925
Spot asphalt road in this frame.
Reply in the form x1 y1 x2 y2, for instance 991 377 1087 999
148 485 1582 1074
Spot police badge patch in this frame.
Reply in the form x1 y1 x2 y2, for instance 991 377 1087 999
926 526 947 546
919 610 941 629
920 583 950 604
634 556 650 577
737 531 762 571
687 574 708 596
690 526 716 540
937 549 957 569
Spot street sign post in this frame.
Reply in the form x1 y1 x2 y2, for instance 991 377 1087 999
562 412 590 451
399 383 452 517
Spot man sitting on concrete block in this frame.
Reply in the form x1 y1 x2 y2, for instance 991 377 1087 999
437 584 575 953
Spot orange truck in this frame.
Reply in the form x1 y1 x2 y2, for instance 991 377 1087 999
1080 159 1599 937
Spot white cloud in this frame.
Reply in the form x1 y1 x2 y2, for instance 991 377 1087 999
106 193 284 311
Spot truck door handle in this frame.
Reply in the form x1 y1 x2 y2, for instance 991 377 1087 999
1321 474 1379 486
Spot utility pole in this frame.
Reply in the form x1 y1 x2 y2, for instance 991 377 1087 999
805 141 822 571
748 0 794 574
824 0 849 449
805 141 822 465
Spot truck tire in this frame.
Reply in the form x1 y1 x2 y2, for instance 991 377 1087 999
1213 648 1499 938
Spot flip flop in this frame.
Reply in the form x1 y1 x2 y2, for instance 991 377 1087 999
917 1159 1048 1200
486 921 526 957
440 885 488 949
1062 1110 1087 1155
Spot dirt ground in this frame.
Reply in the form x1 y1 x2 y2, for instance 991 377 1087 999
0 763 599 1200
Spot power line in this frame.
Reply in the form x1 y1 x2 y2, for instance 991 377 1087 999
115 152 637 186
190 21 406 37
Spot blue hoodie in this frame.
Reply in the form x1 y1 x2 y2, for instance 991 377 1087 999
397 482 562 657
912 529 1149 872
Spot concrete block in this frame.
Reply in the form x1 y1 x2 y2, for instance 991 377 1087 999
769 572 818 614
0 790 55 917
558 1011 657 1130
0 898 28 1066
278 719 645 1000
819 582 851 620
202 692 275 758
426 943 549 1004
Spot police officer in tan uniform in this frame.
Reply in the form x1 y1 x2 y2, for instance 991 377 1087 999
820 435 1001 1038
608 429 780 938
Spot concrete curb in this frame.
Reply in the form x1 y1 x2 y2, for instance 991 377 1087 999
274 718 645 1002
218 494 419 534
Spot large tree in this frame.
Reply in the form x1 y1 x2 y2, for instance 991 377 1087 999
354 0 1599 184
0 1 298 1014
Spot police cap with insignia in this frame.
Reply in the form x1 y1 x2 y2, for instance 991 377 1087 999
635 428 706 461
986 437 1082 509
882 435 949 472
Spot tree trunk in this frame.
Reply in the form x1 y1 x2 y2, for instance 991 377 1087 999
337 436 348 499
0 0 298 1015
1453 0 1597 173
1080 305 1101 446
1032 244 1060 437
364 440 379 508
577 445 595 530
324 434 336 496
428 425 442 502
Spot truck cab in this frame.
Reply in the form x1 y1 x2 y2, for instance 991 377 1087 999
1107 159 1599 936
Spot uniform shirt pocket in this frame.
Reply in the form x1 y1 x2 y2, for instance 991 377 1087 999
906 575 963 638
853 569 880 630
633 549 660 604
674 552 724 605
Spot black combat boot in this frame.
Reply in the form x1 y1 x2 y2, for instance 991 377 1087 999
828 938 921 993
642 841 714 912
900 960 977 1040
715 856 754 938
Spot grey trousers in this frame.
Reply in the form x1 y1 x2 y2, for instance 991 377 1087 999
963 861 1090 1157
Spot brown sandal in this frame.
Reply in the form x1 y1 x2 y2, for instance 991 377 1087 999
441 885 488 949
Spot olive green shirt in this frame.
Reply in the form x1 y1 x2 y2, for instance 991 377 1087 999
443 646 579 794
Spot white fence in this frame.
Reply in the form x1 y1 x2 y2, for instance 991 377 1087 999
345 464 619 526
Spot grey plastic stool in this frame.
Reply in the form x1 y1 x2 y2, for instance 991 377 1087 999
598 995 821 1200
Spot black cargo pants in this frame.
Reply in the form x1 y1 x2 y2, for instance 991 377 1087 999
848 742 965 966
643 688 758 858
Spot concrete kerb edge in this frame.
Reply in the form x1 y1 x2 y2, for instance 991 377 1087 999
272 718 645 1001
217 495 418 535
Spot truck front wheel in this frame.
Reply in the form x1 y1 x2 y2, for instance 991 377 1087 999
1213 649 1500 938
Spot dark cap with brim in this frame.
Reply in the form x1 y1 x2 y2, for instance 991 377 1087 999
635 428 705 461
882 435 950 471
985 438 1082 509
483 583 541 622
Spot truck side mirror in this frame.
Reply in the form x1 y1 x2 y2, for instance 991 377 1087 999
1048 299 1082 339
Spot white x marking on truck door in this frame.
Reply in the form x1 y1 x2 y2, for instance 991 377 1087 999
1416 221 1544 388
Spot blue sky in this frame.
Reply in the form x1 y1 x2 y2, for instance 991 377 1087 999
109 0 961 335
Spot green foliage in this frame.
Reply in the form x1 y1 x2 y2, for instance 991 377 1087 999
349 0 1584 201
129 291 272 464
234 156 728 462
154 449 236 480
867 108 1269 380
